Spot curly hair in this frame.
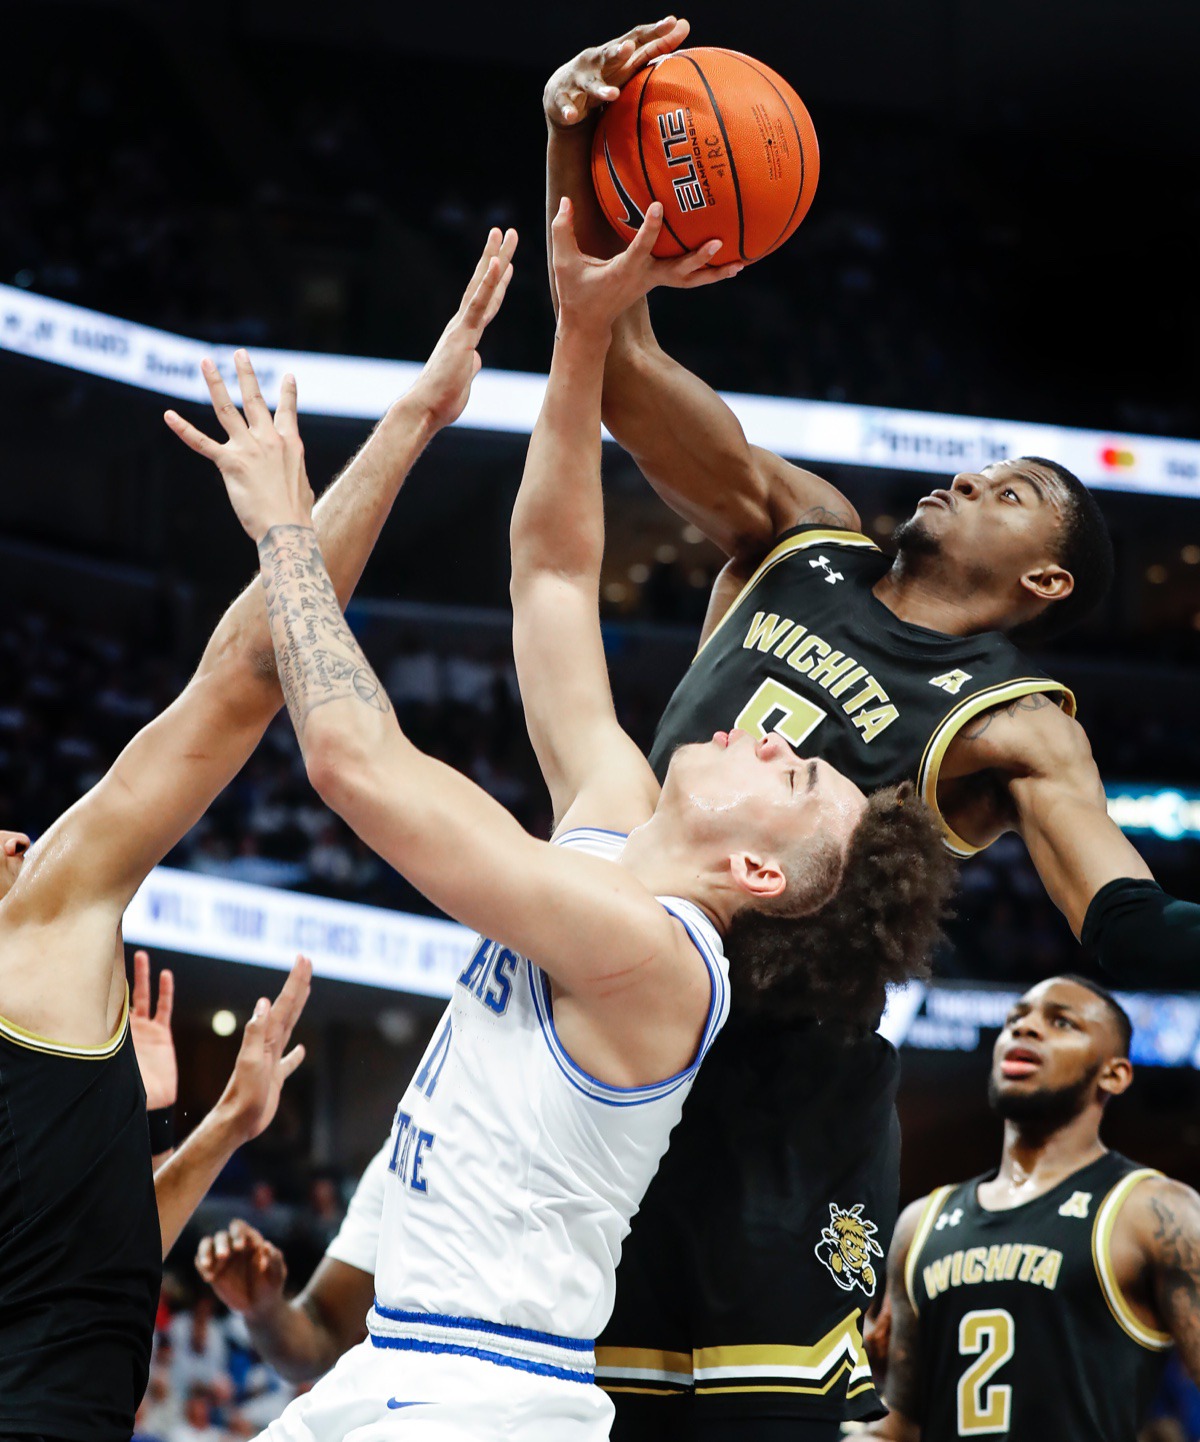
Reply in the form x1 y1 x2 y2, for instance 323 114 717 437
724 782 958 1030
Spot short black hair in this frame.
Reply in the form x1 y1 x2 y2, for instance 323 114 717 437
1011 457 1114 641
1055 973 1134 1056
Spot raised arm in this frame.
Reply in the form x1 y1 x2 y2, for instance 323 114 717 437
200 257 704 1049
510 199 718 830
0 234 517 1038
543 19 858 561
154 955 310 1259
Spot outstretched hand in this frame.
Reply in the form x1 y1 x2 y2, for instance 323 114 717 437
404 227 518 432
164 350 314 545
196 1218 288 1320
216 954 313 1145
544 16 691 130
130 949 177 1112
551 197 741 334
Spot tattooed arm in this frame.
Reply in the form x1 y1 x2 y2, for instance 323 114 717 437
1114 1178 1200 1384
857 1198 925 1439
938 692 1153 936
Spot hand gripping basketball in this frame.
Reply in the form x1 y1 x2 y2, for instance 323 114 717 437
551 195 741 333
543 16 692 130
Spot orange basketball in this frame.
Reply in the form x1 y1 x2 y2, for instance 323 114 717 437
591 47 819 266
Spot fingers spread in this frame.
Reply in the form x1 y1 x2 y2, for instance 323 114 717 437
163 410 222 462
460 229 503 310
627 16 690 71
196 1237 214 1277
627 201 666 257
155 968 175 1029
268 955 313 1047
680 259 745 289
233 350 271 427
279 1044 306 1081
132 950 150 1016
274 373 299 437
202 359 246 438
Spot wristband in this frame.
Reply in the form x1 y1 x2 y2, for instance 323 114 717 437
147 1105 176 1154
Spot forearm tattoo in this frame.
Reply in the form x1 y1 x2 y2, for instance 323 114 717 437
257 524 390 741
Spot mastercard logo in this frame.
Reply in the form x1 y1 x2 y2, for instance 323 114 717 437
1101 447 1136 469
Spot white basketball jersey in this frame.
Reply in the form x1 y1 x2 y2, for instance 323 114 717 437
370 828 730 1345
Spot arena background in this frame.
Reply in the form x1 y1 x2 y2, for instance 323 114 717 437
4 0 1200 1434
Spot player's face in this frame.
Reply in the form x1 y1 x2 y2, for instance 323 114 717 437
661 729 867 870
898 459 1072 599
989 978 1125 1116
0 831 30 901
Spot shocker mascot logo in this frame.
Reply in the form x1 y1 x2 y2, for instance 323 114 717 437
815 1203 884 1297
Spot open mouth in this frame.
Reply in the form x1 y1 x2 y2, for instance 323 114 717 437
1000 1047 1042 1079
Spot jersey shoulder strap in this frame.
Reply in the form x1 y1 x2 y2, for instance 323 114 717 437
916 647 1078 859
1091 1163 1172 1351
698 524 882 657
904 1183 959 1313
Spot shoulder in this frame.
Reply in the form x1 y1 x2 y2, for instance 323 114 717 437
750 447 862 539
949 685 1091 778
1116 1173 1200 1260
890 1195 934 1263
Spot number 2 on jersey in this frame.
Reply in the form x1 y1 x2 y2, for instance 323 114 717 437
956 1308 1015 1435
735 677 827 747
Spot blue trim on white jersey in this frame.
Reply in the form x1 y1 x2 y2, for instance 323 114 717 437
369 1333 595 1385
371 1301 595 1353
529 897 728 1108
554 826 629 846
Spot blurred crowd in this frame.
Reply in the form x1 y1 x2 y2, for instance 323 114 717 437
3 11 1196 441
5 599 1199 986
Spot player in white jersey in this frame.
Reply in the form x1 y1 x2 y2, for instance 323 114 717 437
183 206 954 1440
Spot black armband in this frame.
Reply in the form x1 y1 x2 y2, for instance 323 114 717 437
147 1106 176 1155
1081 878 1200 988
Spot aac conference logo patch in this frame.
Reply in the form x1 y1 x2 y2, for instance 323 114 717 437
815 1202 885 1297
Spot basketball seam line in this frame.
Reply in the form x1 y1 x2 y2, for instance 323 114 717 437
635 66 688 255
681 53 746 262
730 51 808 257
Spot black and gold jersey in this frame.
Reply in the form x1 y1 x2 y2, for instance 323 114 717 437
906 1152 1170 1441
0 994 161 1441
648 524 1074 856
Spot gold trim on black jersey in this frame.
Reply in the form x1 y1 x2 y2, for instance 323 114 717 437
0 986 129 1059
917 680 1078 858
1092 1169 1173 1352
694 529 881 660
691 1310 874 1398
905 1185 957 1313
595 1346 694 1395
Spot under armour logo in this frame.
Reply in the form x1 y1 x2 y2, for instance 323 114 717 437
809 555 844 585
1058 1191 1093 1220
935 1208 964 1230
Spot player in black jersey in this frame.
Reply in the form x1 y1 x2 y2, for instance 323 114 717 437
543 20 1200 1439
862 975 1200 1440
0 233 516 1442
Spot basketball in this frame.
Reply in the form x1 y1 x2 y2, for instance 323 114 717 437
591 46 819 266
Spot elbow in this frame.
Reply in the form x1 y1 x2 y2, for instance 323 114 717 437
303 720 370 816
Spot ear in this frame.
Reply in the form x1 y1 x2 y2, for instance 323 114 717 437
1019 562 1074 606
729 850 787 903
1097 1055 1134 1101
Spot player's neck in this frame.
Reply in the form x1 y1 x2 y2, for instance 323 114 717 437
619 818 732 933
988 1111 1107 1206
874 558 1008 637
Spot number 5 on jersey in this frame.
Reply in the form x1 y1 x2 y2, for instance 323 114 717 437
735 677 827 748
